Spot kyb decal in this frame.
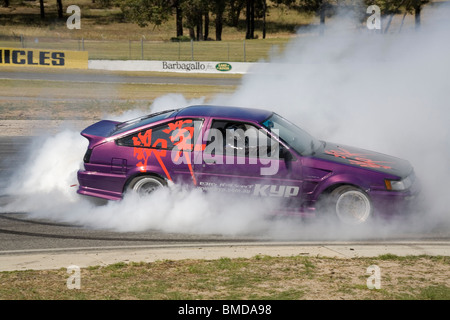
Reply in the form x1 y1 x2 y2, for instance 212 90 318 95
253 184 299 198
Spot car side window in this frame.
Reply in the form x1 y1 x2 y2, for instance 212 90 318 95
116 119 203 151
206 120 282 159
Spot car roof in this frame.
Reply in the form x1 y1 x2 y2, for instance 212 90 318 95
175 105 273 123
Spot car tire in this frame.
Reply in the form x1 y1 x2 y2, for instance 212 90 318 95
126 175 166 197
323 186 373 225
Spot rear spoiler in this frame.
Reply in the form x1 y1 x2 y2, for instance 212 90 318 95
80 120 121 148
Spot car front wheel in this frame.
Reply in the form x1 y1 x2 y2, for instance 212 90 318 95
327 186 373 225
126 175 166 197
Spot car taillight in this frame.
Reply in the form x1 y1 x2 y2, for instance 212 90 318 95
83 149 92 163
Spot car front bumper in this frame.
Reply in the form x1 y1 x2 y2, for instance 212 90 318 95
369 177 422 218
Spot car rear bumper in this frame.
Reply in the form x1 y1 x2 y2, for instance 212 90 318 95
77 170 125 201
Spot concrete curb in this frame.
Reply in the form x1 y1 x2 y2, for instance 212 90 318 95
1 242 449 271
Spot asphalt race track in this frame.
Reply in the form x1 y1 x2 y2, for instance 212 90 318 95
0 135 449 271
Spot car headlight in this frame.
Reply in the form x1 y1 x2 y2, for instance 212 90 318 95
385 174 414 191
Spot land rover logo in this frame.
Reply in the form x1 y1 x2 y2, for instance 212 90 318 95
215 62 232 72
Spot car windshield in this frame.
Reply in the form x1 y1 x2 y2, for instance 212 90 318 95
261 113 321 156
111 109 178 136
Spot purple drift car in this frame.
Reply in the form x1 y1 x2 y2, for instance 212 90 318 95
77 105 420 225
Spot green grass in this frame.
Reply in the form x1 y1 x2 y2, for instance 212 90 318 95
0 77 236 120
0 255 449 300
416 285 450 300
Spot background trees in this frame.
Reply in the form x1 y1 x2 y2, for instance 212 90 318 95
2 0 432 39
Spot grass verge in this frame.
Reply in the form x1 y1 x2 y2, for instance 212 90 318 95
0 78 235 120
0 255 448 300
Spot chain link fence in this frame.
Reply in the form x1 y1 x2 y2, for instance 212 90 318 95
0 36 289 62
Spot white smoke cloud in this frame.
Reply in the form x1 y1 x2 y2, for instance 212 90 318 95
212 6 450 231
1 4 449 239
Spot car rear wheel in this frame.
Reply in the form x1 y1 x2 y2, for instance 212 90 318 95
126 176 166 197
325 186 373 225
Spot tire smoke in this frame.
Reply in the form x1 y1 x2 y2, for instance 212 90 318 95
1 5 449 239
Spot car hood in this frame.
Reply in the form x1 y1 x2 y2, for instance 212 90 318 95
313 141 413 178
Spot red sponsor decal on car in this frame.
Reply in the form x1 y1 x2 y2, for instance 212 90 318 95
132 129 172 181
132 120 205 184
163 120 197 184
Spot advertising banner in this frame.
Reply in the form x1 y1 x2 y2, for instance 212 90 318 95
0 48 88 69
88 60 257 74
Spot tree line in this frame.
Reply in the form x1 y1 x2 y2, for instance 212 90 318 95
2 0 64 19
2 0 431 39
114 0 431 40
117 0 270 41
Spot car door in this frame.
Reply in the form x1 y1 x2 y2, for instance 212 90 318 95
193 118 303 207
